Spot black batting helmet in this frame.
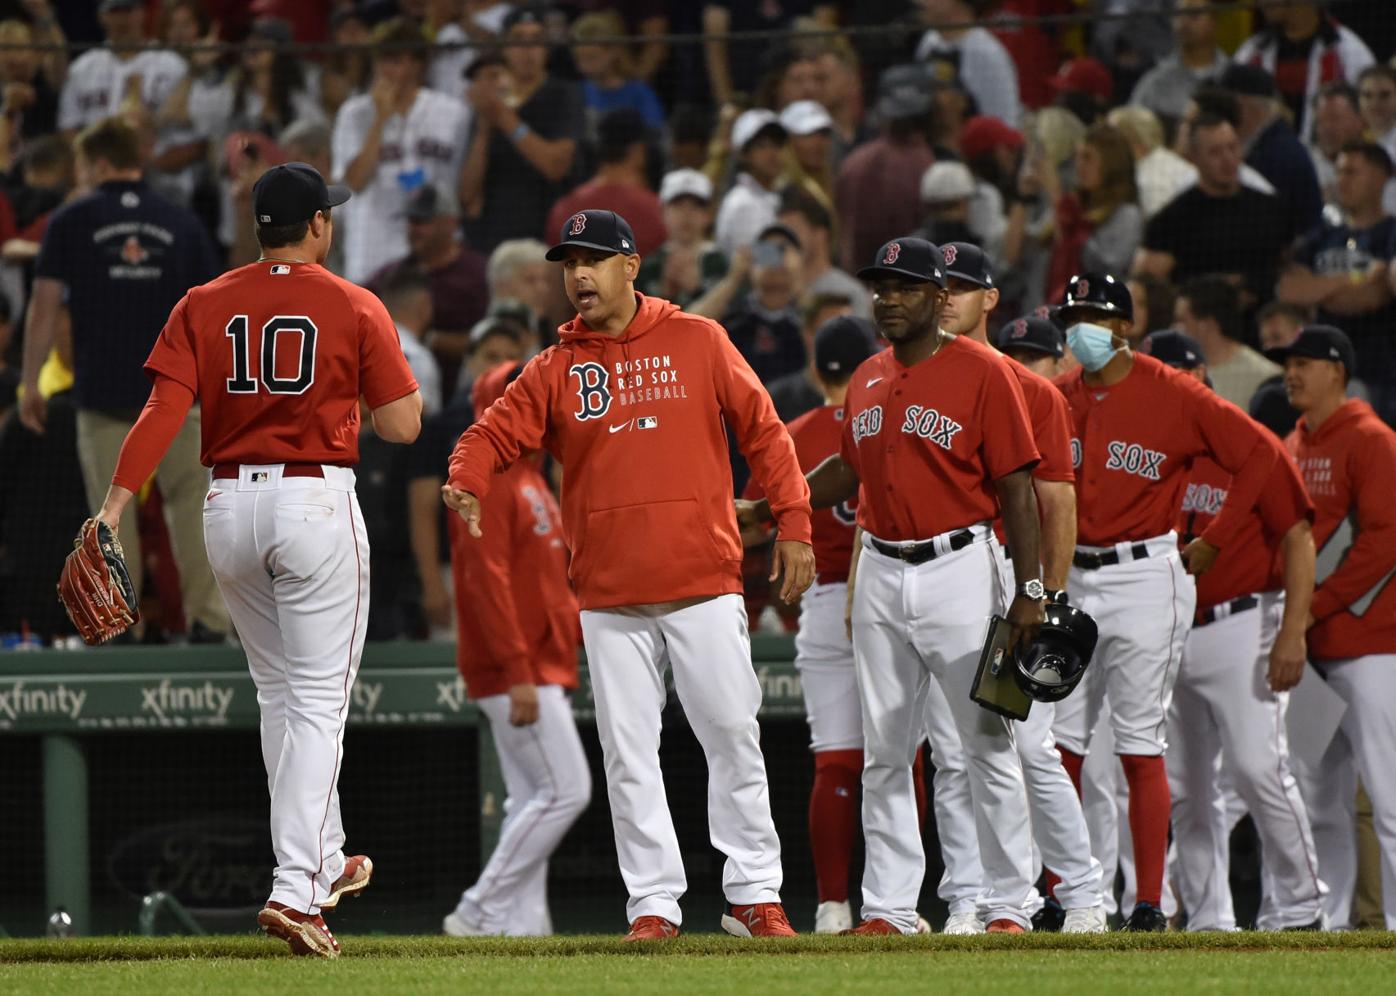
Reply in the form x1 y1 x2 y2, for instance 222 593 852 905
1060 272 1133 324
1014 603 1098 703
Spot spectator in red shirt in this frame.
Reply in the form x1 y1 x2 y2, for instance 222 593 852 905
545 108 664 257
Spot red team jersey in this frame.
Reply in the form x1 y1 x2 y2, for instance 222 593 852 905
144 261 418 466
746 404 858 583
1285 398 1396 660
1176 435 1313 619
840 336 1039 542
1054 354 1272 549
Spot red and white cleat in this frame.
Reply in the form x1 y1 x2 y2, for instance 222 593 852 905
722 903 798 937
624 915 681 941
319 855 373 912
839 918 906 936
986 918 1026 934
258 901 341 958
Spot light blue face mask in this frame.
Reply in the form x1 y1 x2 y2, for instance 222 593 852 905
1066 322 1121 372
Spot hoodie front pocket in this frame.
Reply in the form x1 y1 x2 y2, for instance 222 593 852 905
578 498 728 604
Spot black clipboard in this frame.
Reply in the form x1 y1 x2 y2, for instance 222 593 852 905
970 615 1033 721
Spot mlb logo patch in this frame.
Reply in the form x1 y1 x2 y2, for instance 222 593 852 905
636 416 658 429
271 264 291 275
251 471 269 483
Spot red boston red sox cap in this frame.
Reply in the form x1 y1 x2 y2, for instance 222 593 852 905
545 209 637 261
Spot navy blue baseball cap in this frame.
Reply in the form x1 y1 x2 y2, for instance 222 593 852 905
1060 271 1134 323
252 162 351 226
996 315 1064 358
814 316 879 379
545 209 637 261
942 242 993 288
1264 324 1356 381
857 237 946 287
1140 330 1207 369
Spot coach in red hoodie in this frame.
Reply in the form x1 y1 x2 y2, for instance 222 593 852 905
445 209 814 941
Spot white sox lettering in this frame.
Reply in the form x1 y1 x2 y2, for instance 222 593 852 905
1181 482 1227 516
1104 440 1166 480
901 405 963 451
851 405 883 443
570 362 612 420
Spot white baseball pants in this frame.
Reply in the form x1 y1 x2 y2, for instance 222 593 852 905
1295 654 1396 929
1167 593 1325 930
451 685 592 935
580 594 783 925
1053 538 1195 757
853 532 1034 932
795 582 862 752
202 465 367 914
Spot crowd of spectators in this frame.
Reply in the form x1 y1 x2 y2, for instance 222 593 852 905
0 0 1394 644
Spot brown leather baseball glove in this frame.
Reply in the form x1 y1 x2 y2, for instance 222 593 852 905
57 519 139 645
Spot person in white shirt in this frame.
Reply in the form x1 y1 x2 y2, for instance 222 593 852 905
60 0 187 138
332 18 469 284
915 0 1021 127
428 1 514 101
377 264 443 416
1129 0 1229 128
1108 105 1198 219
714 108 787 256
1357 65 1396 216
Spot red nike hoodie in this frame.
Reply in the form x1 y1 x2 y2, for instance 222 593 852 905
448 293 812 610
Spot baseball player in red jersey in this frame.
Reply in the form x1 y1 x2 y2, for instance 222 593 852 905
743 237 1047 935
1270 326 1396 930
932 244 1106 934
1050 271 1276 931
443 361 591 937
1143 330 1325 931
444 210 814 940
89 164 423 957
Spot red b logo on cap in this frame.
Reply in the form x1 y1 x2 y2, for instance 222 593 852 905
1074 278 1090 299
883 242 901 265
942 244 958 265
569 213 587 236
1011 318 1028 339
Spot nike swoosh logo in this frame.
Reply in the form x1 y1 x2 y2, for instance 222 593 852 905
608 420 633 433
865 377 883 388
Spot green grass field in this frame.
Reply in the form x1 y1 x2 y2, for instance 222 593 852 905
1 933 1392 995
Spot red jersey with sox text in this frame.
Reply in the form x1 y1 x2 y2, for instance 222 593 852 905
143 261 418 465
746 404 858 583
1177 433 1313 619
451 364 580 699
1285 399 1396 659
448 293 812 610
840 335 1039 541
1054 353 1273 549
991 356 1074 544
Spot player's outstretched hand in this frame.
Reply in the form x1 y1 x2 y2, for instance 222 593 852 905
771 540 815 605
1267 626 1307 693
1005 594 1046 655
1181 537 1219 575
734 498 770 531
508 683 539 726
441 486 483 537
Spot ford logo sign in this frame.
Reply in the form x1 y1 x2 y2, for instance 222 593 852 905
106 817 270 912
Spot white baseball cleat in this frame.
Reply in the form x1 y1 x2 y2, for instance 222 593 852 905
942 911 985 935
914 915 932 934
443 909 495 937
1062 905 1109 934
814 901 853 934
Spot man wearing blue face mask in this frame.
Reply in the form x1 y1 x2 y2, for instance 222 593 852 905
1047 271 1277 932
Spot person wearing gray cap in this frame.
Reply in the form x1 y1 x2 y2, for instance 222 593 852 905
59 0 188 136
914 0 1022 127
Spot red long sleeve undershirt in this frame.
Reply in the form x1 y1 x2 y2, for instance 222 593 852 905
111 375 196 492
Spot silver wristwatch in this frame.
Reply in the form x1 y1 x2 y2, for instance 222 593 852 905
1016 579 1045 600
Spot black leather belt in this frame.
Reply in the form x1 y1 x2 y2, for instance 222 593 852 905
870 530 975 565
1073 542 1150 571
1196 595 1259 627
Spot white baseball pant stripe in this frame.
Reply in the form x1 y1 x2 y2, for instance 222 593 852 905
580 594 783 925
1053 540 1195 757
1295 654 1396 929
1167 592 1325 930
452 684 592 934
853 533 1034 931
795 582 861 752
202 464 367 914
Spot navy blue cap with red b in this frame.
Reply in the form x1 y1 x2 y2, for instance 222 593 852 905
942 242 993 288
545 209 637 261
996 315 1063 358
1140 330 1207 369
857 237 945 287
